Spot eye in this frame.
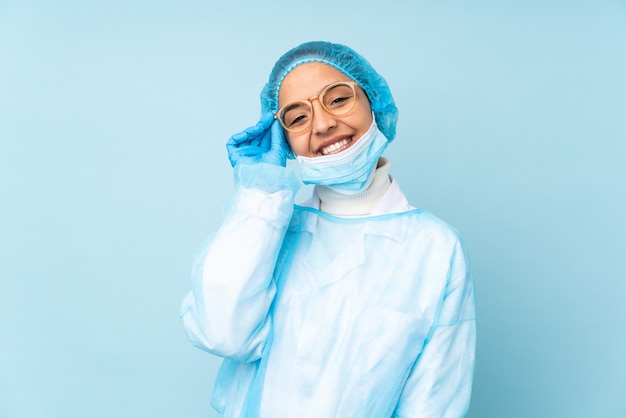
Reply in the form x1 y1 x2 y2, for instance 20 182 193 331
281 102 311 128
287 113 309 128
330 96 352 106
322 84 355 111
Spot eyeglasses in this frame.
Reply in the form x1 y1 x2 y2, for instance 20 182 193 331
275 81 358 133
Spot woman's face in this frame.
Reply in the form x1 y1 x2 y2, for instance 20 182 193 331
278 62 373 158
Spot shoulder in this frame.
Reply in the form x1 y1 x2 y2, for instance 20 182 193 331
416 210 462 239
399 210 470 270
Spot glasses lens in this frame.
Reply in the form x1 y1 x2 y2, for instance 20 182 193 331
321 83 356 116
280 101 312 132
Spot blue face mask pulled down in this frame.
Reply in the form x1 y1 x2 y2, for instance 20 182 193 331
295 119 389 195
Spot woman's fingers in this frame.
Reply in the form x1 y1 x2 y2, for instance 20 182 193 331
229 113 275 145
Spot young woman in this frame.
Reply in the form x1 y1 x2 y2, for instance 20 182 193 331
180 41 476 418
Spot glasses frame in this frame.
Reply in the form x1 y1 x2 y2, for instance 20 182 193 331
274 81 358 133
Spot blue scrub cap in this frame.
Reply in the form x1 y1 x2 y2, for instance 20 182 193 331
260 41 399 141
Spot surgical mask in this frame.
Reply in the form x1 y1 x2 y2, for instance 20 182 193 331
295 118 389 195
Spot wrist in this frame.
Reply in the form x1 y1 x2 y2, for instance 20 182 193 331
234 162 301 195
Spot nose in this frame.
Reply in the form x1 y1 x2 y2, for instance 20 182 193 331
310 99 337 135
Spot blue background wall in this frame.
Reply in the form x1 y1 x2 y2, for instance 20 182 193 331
1 1 625 417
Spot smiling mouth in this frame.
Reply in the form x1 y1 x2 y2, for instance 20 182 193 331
320 138 353 156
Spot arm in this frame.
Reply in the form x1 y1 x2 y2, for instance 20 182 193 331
180 162 300 362
393 239 476 418
180 115 298 363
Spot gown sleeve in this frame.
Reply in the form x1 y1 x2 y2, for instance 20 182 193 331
179 162 301 363
393 237 477 418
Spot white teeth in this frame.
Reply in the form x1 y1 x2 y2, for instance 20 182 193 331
321 139 351 155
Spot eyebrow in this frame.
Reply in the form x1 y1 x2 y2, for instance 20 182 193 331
282 102 308 113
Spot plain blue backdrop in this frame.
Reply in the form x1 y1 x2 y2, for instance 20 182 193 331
1 1 625 417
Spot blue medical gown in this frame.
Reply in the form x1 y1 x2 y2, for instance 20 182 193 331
180 163 476 418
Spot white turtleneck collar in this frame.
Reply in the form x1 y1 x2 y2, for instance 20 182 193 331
315 157 392 217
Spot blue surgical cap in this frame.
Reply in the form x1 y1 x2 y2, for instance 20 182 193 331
260 41 399 141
